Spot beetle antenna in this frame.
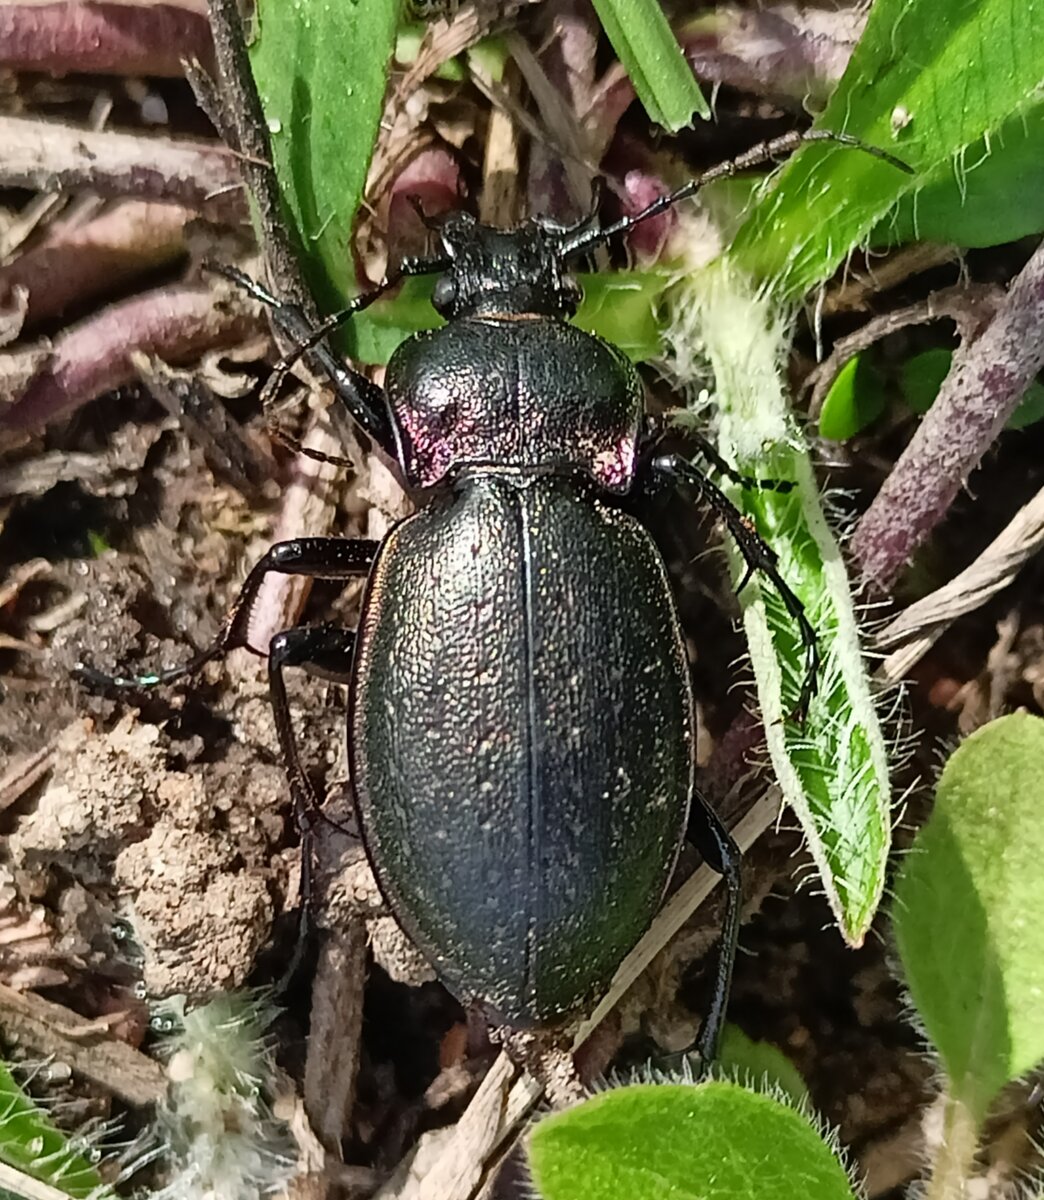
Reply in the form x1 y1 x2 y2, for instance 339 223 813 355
558 129 913 259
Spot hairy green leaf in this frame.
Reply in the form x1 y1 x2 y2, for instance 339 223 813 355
0 1058 110 1198
669 265 893 945
894 713 1044 1122
731 0 1044 295
717 1026 809 1105
875 103 1044 248
528 1081 854 1200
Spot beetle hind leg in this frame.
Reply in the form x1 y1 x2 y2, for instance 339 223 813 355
685 787 742 1065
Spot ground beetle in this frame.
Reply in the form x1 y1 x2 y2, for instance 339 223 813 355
85 130 908 1061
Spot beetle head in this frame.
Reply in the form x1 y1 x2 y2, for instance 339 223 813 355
430 212 581 319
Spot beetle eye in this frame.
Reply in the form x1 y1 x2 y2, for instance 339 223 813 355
432 275 457 315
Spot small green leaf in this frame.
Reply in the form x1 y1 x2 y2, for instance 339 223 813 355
875 104 1044 249
899 348 952 414
893 713 1044 1123
396 26 466 82
818 353 887 440
590 0 710 130
731 0 1044 296
249 0 399 314
717 1026 809 1105
351 271 673 366
1007 380 1044 430
528 1081 855 1200
467 35 510 85
576 271 671 361
351 276 441 365
900 349 1044 428
86 529 112 557
0 1058 110 1198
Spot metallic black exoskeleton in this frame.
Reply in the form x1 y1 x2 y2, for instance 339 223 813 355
86 130 909 1058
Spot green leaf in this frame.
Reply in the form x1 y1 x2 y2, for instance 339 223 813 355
351 271 673 366
899 347 952 414
717 1026 809 1105
576 272 671 360
0 1058 110 1198
590 0 710 130
900 348 1044 428
730 0 1044 296
669 264 893 945
893 713 1044 1123
351 276 441 365
249 0 399 314
818 352 887 440
874 103 1044 248
528 1081 855 1200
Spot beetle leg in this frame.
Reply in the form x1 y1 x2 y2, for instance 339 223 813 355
208 262 399 459
686 787 742 1064
267 622 357 993
78 537 378 691
652 453 820 715
267 620 357 860
268 622 357 817
679 427 796 495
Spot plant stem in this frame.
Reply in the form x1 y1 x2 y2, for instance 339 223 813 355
924 1087 981 1200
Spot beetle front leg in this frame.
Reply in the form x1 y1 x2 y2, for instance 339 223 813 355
208 263 399 459
78 537 378 691
652 452 820 715
686 787 742 1064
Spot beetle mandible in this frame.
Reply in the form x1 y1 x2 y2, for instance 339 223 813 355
86 129 909 1059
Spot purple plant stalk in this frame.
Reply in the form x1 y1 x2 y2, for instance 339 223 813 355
851 240 1044 592
0 1 213 77
0 116 244 222
0 201 195 329
0 281 261 430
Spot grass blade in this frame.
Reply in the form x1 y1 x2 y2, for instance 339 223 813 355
590 0 709 129
248 0 400 314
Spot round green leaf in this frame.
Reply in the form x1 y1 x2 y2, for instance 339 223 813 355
717 1025 809 1105
528 1081 855 1200
893 713 1044 1122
